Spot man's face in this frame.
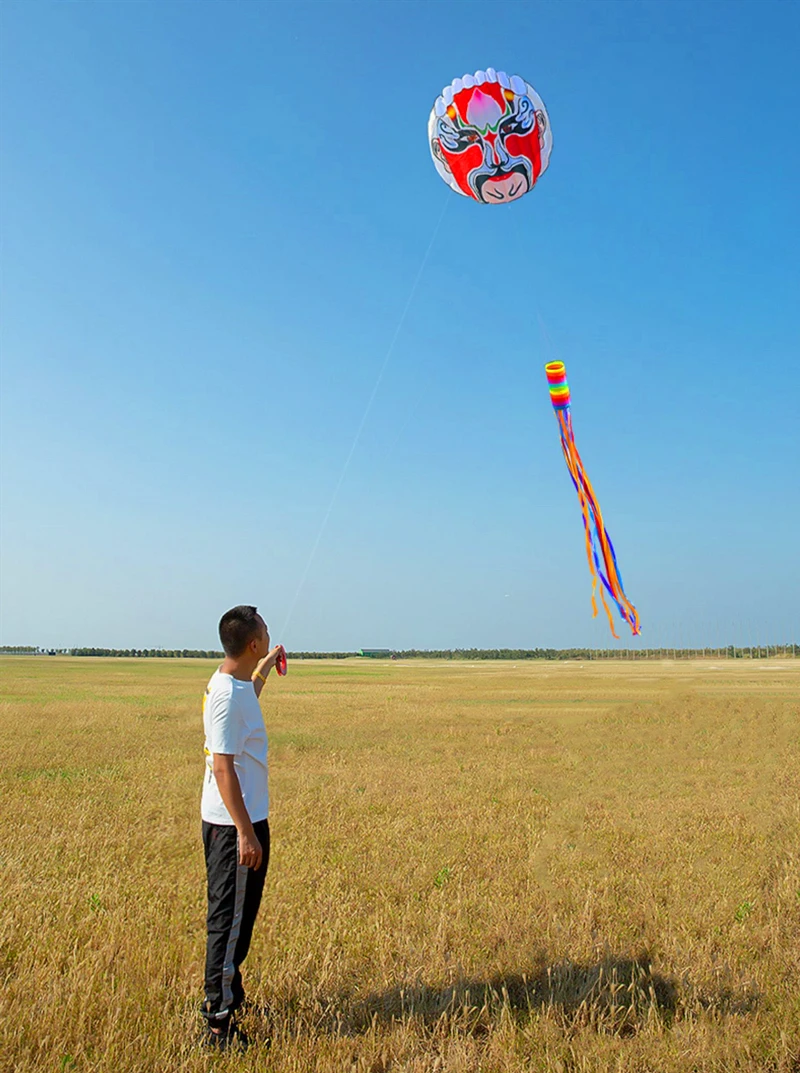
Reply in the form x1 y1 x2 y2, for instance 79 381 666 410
252 615 270 659
430 77 547 204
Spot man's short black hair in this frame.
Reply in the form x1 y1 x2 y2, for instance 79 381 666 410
219 605 262 658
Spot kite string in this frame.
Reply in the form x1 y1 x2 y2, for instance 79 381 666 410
279 196 450 644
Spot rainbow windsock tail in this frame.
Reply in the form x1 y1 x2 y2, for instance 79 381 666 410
545 361 640 638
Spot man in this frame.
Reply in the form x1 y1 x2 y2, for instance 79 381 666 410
200 605 282 1049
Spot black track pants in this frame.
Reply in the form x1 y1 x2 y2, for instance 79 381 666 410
202 818 270 1024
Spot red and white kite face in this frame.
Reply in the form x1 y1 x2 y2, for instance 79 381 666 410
428 69 552 204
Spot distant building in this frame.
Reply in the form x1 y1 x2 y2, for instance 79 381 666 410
358 649 392 658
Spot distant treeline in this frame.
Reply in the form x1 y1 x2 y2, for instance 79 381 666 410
1 646 224 658
68 648 224 658
3 644 797 659
381 645 799 660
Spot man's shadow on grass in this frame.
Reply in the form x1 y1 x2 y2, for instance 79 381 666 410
327 951 759 1039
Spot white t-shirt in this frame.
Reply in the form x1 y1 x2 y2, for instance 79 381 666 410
201 669 269 825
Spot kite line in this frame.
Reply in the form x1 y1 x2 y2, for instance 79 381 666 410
279 197 450 642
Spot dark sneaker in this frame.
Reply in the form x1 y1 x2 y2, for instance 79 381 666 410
202 1021 249 1053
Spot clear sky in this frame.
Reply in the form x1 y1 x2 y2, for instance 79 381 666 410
1 0 798 652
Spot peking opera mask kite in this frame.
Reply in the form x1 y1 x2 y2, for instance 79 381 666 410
428 69 553 204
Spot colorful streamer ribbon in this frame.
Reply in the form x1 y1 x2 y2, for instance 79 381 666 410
545 361 641 638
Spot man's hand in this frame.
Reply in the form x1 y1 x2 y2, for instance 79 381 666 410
256 646 283 677
253 647 284 694
238 827 263 871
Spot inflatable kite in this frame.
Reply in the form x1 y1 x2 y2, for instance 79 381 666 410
546 362 641 638
428 69 552 204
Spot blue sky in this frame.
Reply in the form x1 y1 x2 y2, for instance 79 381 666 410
1 0 798 651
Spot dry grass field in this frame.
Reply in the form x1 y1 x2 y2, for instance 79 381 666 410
1 655 798 1073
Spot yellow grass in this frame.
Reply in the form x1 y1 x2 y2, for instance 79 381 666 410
1 656 798 1072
